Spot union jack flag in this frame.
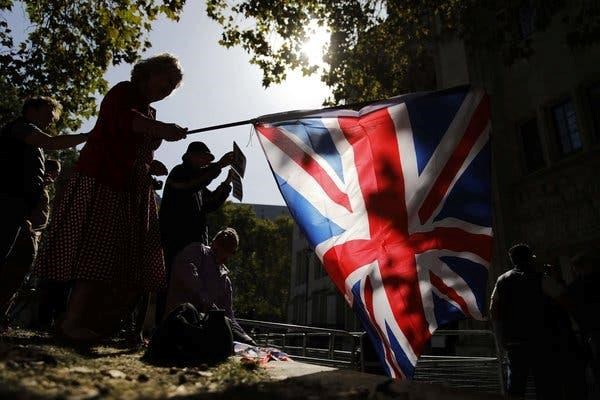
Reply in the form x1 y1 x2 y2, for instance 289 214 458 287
255 86 493 379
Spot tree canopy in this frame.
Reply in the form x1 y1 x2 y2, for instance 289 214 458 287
206 0 600 104
0 0 186 132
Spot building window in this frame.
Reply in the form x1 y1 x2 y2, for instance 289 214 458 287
552 100 582 156
519 118 545 172
518 3 536 40
588 84 600 142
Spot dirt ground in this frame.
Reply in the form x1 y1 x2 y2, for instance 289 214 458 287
0 329 269 399
0 329 379 400
0 329 500 400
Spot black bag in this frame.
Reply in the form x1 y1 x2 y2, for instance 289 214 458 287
144 303 233 365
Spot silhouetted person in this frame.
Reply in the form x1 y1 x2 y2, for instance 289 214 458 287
564 252 600 393
0 97 87 265
540 263 587 399
33 54 188 343
2 159 63 327
157 142 233 322
159 142 233 258
165 228 255 345
0 98 87 327
489 243 561 399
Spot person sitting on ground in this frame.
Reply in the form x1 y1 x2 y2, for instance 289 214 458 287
165 227 255 345
157 142 234 322
33 53 188 343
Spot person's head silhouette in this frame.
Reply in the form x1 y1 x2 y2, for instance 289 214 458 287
509 243 536 272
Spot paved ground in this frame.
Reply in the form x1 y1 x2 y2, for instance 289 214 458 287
0 329 503 399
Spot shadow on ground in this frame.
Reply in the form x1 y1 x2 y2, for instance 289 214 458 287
1 329 501 399
175 369 505 400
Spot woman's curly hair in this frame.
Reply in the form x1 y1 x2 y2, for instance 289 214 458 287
131 53 183 89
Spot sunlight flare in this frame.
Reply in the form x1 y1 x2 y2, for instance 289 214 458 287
301 21 330 67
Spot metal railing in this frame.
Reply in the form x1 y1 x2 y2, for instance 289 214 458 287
413 330 505 395
237 318 364 369
237 319 505 395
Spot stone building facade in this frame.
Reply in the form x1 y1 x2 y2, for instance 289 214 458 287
433 6 600 284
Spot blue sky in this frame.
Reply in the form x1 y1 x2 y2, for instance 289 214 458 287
6 1 331 206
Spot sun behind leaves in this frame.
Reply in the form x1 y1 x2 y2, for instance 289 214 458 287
205 0 600 105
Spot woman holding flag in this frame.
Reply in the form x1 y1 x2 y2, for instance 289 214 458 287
34 54 187 343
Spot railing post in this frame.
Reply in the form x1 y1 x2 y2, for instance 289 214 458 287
491 330 505 395
282 333 286 351
350 337 356 369
237 320 504 392
302 333 307 357
359 333 365 372
328 333 334 360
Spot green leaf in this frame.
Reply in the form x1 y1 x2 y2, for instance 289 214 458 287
1 1 187 130
204 0 594 104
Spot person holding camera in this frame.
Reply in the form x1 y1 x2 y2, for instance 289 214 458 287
156 142 234 322
159 142 234 257
33 54 188 343
490 244 562 399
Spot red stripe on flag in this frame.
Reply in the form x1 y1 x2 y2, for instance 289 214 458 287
256 124 352 212
409 227 493 263
338 109 409 238
418 95 491 224
429 270 473 318
322 239 377 294
376 249 432 356
322 240 431 368
338 109 430 361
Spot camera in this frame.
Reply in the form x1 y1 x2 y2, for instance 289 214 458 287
152 178 163 191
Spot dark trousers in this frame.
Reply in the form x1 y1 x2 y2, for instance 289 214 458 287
1 198 30 321
35 280 71 328
1 227 37 316
506 346 561 400
1 200 25 264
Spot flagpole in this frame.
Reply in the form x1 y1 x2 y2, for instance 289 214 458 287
186 95 399 134
187 118 257 134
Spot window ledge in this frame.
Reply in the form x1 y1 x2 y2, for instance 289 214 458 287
516 146 600 183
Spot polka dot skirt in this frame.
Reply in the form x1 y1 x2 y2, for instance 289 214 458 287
34 143 166 292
